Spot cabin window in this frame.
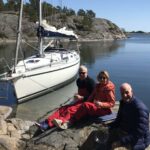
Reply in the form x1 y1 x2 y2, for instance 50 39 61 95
35 60 40 63
26 60 40 63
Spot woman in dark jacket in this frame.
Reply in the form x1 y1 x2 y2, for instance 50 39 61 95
108 83 150 150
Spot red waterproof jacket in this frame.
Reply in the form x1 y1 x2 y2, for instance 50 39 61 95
87 81 115 108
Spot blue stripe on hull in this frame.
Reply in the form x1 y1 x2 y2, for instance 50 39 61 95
0 81 17 106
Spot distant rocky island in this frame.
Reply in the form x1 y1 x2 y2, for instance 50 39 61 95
0 12 126 42
129 31 150 34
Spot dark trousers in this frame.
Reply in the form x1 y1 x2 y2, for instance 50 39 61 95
106 128 131 150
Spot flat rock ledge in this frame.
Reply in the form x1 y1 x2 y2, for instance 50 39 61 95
0 103 150 150
0 106 12 119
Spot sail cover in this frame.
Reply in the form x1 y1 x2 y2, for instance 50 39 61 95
37 20 78 40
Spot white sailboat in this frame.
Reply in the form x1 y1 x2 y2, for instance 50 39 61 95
0 0 80 104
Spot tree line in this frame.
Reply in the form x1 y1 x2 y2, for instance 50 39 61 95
0 0 95 28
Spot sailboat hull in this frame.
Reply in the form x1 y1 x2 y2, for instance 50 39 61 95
13 61 80 103
0 80 17 106
0 60 80 104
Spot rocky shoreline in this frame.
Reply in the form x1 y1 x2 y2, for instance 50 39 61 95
1 103 150 150
0 103 116 150
0 37 123 44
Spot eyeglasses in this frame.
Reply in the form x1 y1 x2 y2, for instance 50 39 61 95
79 72 86 75
121 91 129 94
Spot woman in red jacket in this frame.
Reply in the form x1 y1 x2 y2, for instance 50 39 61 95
53 70 116 129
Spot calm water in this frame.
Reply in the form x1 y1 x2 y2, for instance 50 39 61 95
0 33 150 121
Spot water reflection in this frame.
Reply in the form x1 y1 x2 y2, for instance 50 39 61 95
0 44 16 73
80 40 125 65
0 42 37 73
127 33 150 44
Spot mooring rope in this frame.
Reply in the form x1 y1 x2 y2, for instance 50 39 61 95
27 76 75 121
37 96 74 121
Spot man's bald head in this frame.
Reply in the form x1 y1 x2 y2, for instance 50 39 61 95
120 83 133 102
120 83 132 91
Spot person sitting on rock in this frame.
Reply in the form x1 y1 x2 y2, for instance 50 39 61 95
107 83 150 150
52 70 116 130
35 65 95 131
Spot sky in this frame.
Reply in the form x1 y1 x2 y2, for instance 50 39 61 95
46 0 150 32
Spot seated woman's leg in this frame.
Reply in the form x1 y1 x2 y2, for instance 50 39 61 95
71 102 111 123
47 105 69 127
47 101 83 127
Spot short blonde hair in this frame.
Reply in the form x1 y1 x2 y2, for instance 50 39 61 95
79 65 88 73
97 70 110 81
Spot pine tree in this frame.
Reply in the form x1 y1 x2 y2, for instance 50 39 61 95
6 0 15 10
0 0 4 11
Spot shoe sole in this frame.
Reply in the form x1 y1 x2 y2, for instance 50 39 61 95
52 119 62 128
34 122 45 132
34 122 41 127
52 119 68 130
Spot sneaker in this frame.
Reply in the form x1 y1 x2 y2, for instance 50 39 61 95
34 121 49 132
34 122 44 132
52 119 69 130
34 122 41 127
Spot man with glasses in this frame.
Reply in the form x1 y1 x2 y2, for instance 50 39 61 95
35 65 95 131
75 65 96 102
107 83 150 150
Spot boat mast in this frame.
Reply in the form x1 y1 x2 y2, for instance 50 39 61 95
39 0 44 57
14 0 23 72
